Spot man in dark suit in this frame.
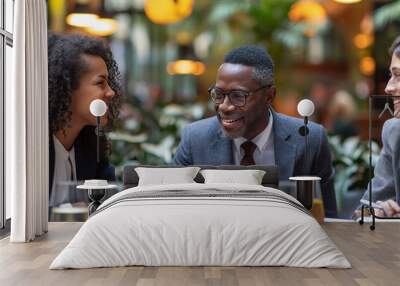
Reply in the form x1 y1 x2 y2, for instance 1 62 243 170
173 45 337 217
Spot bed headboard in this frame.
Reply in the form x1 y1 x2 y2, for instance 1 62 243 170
122 165 279 189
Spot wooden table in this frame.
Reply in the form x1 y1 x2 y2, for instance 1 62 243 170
0 221 399 286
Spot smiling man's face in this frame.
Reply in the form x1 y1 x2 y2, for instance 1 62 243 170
214 63 275 139
385 53 400 117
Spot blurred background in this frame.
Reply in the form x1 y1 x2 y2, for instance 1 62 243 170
47 0 399 217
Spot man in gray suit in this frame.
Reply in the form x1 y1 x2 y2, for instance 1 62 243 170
359 36 400 217
360 119 400 217
173 45 337 217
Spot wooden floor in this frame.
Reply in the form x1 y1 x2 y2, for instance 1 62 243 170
1 221 400 286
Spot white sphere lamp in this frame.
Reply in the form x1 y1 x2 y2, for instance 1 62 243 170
297 99 315 117
90 99 107 117
89 99 107 163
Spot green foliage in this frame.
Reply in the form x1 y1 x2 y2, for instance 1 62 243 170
374 0 400 30
249 0 298 60
109 103 206 180
328 135 380 210
208 1 252 25
249 0 295 39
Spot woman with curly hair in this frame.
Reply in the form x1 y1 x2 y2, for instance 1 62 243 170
48 32 122 208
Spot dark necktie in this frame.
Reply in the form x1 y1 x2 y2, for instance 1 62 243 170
240 141 257 166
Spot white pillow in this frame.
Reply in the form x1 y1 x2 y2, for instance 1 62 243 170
200 169 266 185
135 167 201 186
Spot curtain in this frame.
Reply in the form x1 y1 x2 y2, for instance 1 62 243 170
7 0 48 242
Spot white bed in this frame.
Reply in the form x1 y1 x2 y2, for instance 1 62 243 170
50 183 351 269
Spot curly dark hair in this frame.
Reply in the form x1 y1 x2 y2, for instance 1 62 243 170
48 32 122 161
48 32 122 134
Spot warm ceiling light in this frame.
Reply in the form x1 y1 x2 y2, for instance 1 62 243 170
167 60 205 76
333 0 362 3
144 0 194 25
354 33 373 49
289 0 327 25
360 57 375 76
66 13 98 28
86 18 118 37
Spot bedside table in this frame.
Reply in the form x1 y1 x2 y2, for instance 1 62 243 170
77 180 118 215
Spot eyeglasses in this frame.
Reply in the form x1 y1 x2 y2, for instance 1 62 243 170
208 85 270 107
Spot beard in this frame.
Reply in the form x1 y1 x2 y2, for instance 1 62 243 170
220 127 244 139
217 113 246 139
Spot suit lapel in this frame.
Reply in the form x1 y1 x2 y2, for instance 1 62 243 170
208 127 234 165
272 111 297 179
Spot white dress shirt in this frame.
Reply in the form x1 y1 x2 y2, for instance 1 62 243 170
49 136 77 207
233 112 275 165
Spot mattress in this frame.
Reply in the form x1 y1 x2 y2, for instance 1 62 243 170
50 183 351 269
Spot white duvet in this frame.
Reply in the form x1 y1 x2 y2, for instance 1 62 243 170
50 183 351 269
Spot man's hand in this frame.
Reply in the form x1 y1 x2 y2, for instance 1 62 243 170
375 200 400 217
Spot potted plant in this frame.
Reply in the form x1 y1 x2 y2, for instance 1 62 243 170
328 135 380 218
